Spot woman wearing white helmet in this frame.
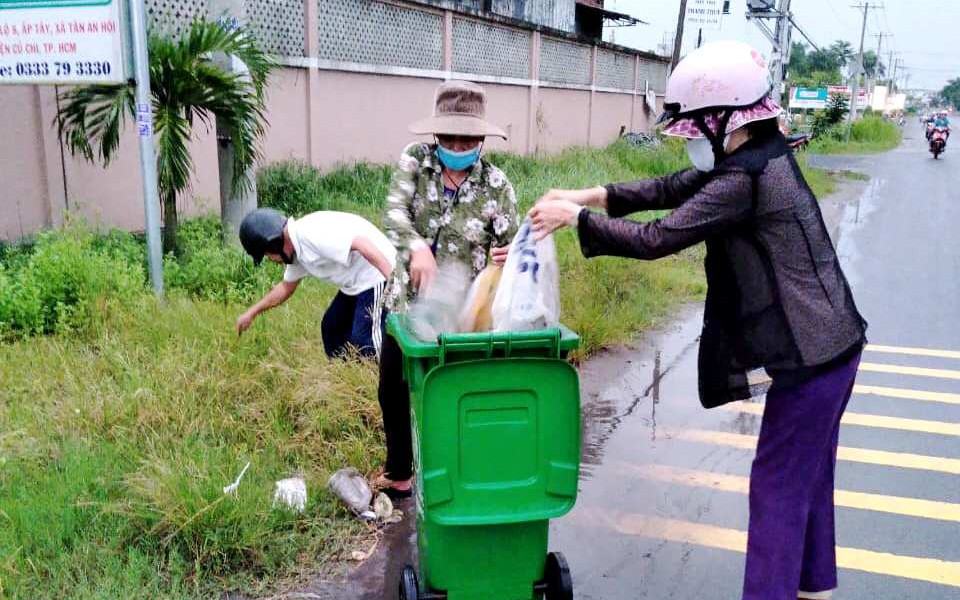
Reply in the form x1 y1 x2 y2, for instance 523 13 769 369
530 41 867 600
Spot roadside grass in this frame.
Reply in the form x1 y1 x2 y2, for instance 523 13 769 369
796 153 839 199
0 139 841 597
810 115 902 155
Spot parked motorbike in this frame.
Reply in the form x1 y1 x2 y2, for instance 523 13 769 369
785 133 811 152
929 127 949 159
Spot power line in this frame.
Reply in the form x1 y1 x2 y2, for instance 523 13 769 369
788 17 821 52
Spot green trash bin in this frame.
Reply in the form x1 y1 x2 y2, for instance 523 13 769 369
387 314 581 600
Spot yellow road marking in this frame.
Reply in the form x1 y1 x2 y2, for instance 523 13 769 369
618 463 960 523
860 361 960 381
866 344 960 360
574 508 960 588
725 402 960 437
663 428 960 475
854 384 960 406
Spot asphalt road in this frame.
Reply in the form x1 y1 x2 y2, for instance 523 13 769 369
551 127 960 600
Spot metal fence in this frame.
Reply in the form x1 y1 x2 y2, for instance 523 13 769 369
144 0 669 92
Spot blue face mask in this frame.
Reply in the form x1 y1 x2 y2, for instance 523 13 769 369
436 144 481 171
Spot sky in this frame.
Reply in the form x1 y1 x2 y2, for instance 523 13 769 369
603 0 958 91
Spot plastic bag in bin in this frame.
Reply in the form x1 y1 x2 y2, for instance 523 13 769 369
491 218 560 332
458 265 502 333
406 261 471 341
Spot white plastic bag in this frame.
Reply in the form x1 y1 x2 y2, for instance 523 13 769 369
406 261 471 342
273 477 308 512
327 468 372 514
491 218 560 332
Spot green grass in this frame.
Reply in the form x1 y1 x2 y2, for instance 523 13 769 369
797 154 839 199
0 139 842 597
810 115 903 155
839 170 870 181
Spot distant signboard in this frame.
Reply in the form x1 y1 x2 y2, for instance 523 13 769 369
791 86 868 110
686 0 724 30
790 87 829 109
0 0 126 84
828 85 869 110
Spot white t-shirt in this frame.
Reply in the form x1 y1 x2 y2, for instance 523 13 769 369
283 212 397 296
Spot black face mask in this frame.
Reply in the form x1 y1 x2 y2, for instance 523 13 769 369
280 249 294 264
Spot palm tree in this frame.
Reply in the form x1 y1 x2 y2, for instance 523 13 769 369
828 41 854 69
57 20 272 253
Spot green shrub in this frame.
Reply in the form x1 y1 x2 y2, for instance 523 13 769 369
0 226 144 337
850 115 900 145
810 115 901 154
164 217 279 303
811 93 850 139
257 161 390 221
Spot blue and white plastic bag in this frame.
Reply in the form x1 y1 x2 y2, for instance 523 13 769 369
491 218 560 332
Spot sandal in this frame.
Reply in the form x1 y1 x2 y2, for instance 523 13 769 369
371 473 413 500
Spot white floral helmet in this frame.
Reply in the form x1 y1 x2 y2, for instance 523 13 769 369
659 40 782 142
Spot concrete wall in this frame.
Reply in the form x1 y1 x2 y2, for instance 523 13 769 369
0 0 669 241
0 85 220 240
1 87 51 241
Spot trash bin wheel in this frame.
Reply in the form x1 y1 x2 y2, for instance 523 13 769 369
544 552 573 600
399 565 419 600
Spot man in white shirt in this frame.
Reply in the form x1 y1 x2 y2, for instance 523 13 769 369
236 208 397 357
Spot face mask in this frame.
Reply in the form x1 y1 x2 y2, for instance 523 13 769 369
686 134 732 172
436 144 481 171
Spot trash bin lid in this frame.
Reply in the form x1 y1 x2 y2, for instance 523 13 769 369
417 357 580 526
387 314 580 360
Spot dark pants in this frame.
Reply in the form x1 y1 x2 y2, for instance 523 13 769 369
321 284 385 359
742 351 862 600
377 329 413 480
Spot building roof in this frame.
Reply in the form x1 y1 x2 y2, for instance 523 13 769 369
576 0 647 27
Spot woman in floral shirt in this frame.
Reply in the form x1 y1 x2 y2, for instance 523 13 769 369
376 80 519 498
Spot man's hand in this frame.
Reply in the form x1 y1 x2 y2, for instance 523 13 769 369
236 310 257 336
410 245 438 293
234 279 299 338
491 245 510 267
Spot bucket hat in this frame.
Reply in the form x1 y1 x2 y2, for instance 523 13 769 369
409 80 507 139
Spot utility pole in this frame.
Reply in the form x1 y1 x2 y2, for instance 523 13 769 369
887 50 896 86
892 58 904 92
671 0 689 70
871 32 891 93
129 0 164 295
746 0 794 95
847 2 878 140
773 0 793 94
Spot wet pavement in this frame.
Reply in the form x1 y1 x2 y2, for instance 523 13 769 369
290 128 959 599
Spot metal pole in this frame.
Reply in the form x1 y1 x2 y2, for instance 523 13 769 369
671 0 689 70
776 0 792 94
128 0 164 296
848 3 870 133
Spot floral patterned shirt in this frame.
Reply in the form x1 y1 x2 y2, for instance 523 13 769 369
383 142 520 311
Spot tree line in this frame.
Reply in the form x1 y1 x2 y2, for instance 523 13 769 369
787 40 885 89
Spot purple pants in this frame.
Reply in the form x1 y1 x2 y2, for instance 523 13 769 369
742 351 862 600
